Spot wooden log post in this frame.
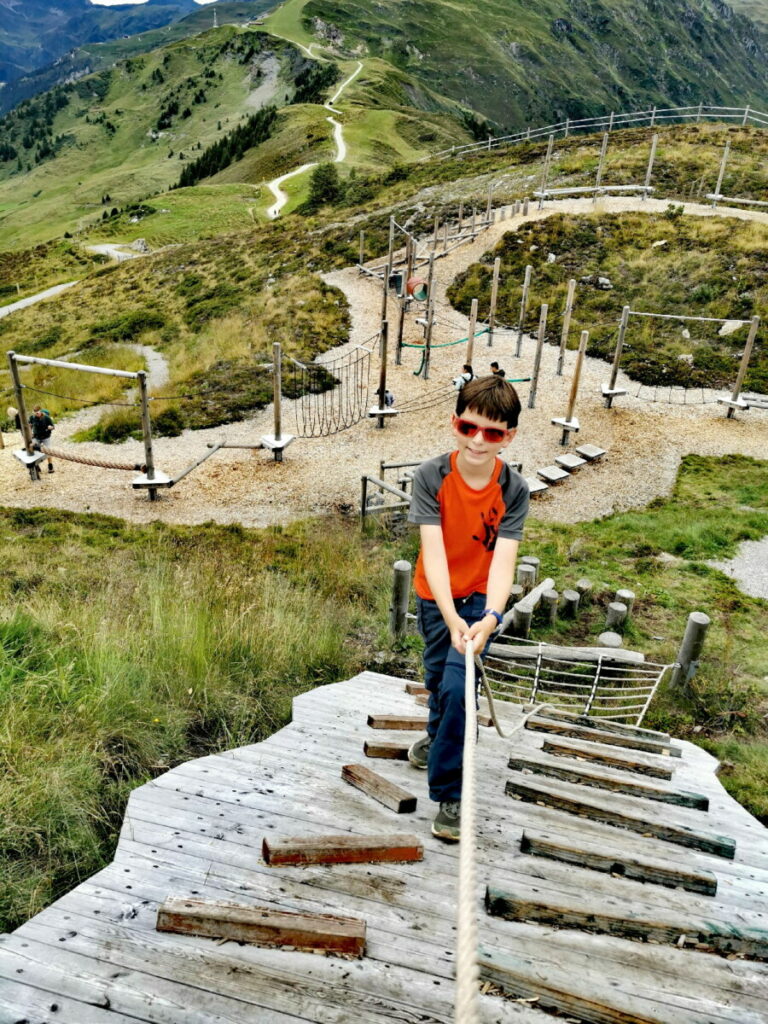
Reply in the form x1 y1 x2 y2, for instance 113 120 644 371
605 601 628 630
593 132 609 200
432 213 439 249
515 265 532 357
560 588 580 618
527 303 548 409
358 229 365 271
458 202 464 233
508 583 524 606
471 206 477 237
520 555 540 582
375 319 389 428
7 351 34 458
650 105 657 127
522 196 529 215
487 257 501 347
537 133 555 210
137 369 157 495
711 140 730 208
542 589 559 625
554 328 588 445
742 104 751 127
725 315 760 418
390 559 412 638
486 181 493 222
556 278 576 376
643 133 658 201
605 305 630 407
423 297 434 380
511 604 533 639
466 298 479 365
671 611 711 688
615 588 635 616
380 256 391 327
575 578 593 606
443 220 449 250
598 630 623 648
516 563 536 593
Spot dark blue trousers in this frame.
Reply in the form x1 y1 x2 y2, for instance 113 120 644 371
416 592 490 803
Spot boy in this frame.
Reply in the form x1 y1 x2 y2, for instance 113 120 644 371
29 406 55 473
490 360 506 380
407 375 528 840
452 363 474 392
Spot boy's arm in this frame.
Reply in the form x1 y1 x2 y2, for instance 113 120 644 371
465 537 519 651
420 524 469 651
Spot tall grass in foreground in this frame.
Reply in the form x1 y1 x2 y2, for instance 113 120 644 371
0 512 392 931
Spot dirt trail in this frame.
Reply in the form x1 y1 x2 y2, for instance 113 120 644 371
1 195 767 529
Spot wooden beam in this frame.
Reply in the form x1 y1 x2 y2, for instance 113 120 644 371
536 707 669 742
405 683 429 695
526 716 677 756
363 739 409 760
367 714 429 730
485 884 767 957
507 757 708 809
156 896 366 957
505 778 736 858
520 828 717 896
542 738 674 780
262 833 423 866
342 764 417 813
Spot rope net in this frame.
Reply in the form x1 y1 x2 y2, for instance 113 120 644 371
286 344 372 438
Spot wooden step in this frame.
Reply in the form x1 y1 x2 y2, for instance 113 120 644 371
520 827 717 896
485 882 767 958
537 464 570 485
367 714 428 730
505 776 736 858
526 477 549 495
363 739 409 760
341 764 417 813
262 833 423 866
575 443 607 461
508 755 708 809
555 453 587 472
542 737 675 779
536 707 670 742
527 715 680 757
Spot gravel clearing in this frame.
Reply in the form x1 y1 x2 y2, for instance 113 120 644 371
2 196 767 531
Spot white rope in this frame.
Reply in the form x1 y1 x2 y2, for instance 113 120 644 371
455 639 480 1024
629 310 751 325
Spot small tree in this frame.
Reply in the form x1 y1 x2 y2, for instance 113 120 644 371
308 163 342 207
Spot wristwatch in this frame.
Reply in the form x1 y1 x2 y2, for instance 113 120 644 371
482 609 503 627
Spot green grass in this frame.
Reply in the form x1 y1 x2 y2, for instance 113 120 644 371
2 453 767 932
262 0 317 51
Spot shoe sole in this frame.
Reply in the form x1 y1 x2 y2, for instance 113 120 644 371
407 754 428 770
431 823 460 842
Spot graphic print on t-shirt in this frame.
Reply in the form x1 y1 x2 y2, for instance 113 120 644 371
473 506 500 552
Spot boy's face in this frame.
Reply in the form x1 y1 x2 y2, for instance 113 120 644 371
451 409 515 470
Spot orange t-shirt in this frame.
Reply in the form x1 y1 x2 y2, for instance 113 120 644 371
408 451 529 600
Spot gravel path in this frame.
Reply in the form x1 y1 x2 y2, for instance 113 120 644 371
1 196 767 532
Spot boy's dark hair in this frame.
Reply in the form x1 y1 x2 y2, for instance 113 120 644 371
490 361 499 370
456 375 521 428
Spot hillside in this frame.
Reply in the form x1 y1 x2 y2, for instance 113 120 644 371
298 0 768 130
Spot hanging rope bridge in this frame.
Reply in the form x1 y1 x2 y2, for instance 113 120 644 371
287 342 373 438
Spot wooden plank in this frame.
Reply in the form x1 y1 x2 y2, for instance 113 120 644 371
415 693 429 707
341 764 417 813
536 707 670 742
542 737 675 779
262 833 423 866
485 884 768 958
367 714 428 730
505 778 736 858
404 683 428 695
478 945 766 1024
0 977 141 1024
363 739 410 760
508 756 708 809
520 827 718 896
527 716 676 756
156 896 366 958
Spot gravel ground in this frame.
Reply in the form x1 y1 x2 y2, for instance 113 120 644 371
709 540 768 600
1 196 767 537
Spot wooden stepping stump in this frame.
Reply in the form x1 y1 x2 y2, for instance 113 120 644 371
342 764 417 813
157 896 366 958
485 883 767 957
542 737 675 780
526 477 549 495
405 683 428 695
363 740 409 760
555 453 587 472
367 714 428 730
520 828 717 896
507 757 708 809
527 716 679 757
505 777 736 858
262 833 423 866
575 443 607 461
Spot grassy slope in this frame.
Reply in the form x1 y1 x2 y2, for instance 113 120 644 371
301 0 768 130
1 454 766 932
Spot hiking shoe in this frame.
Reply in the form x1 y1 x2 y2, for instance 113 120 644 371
48 464 54 473
432 800 461 841
408 733 431 770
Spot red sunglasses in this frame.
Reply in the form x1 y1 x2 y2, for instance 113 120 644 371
455 418 509 443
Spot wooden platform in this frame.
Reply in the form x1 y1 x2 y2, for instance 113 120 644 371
1 671 767 1023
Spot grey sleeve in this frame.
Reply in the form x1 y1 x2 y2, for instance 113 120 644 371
498 467 530 540
407 457 447 525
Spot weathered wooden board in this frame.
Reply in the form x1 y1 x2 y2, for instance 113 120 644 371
535 708 670 742
478 945 767 1024
341 764 417 813
485 884 768 958
505 777 736 858
508 755 708 809
520 828 718 896
0 976 142 1024
366 714 429 731
527 716 677 756
542 737 675 779
156 896 366 957
405 683 429 695
363 739 410 760
262 833 423 866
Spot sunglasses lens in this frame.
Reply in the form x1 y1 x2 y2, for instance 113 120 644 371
457 419 478 437
457 419 507 443
484 428 506 443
